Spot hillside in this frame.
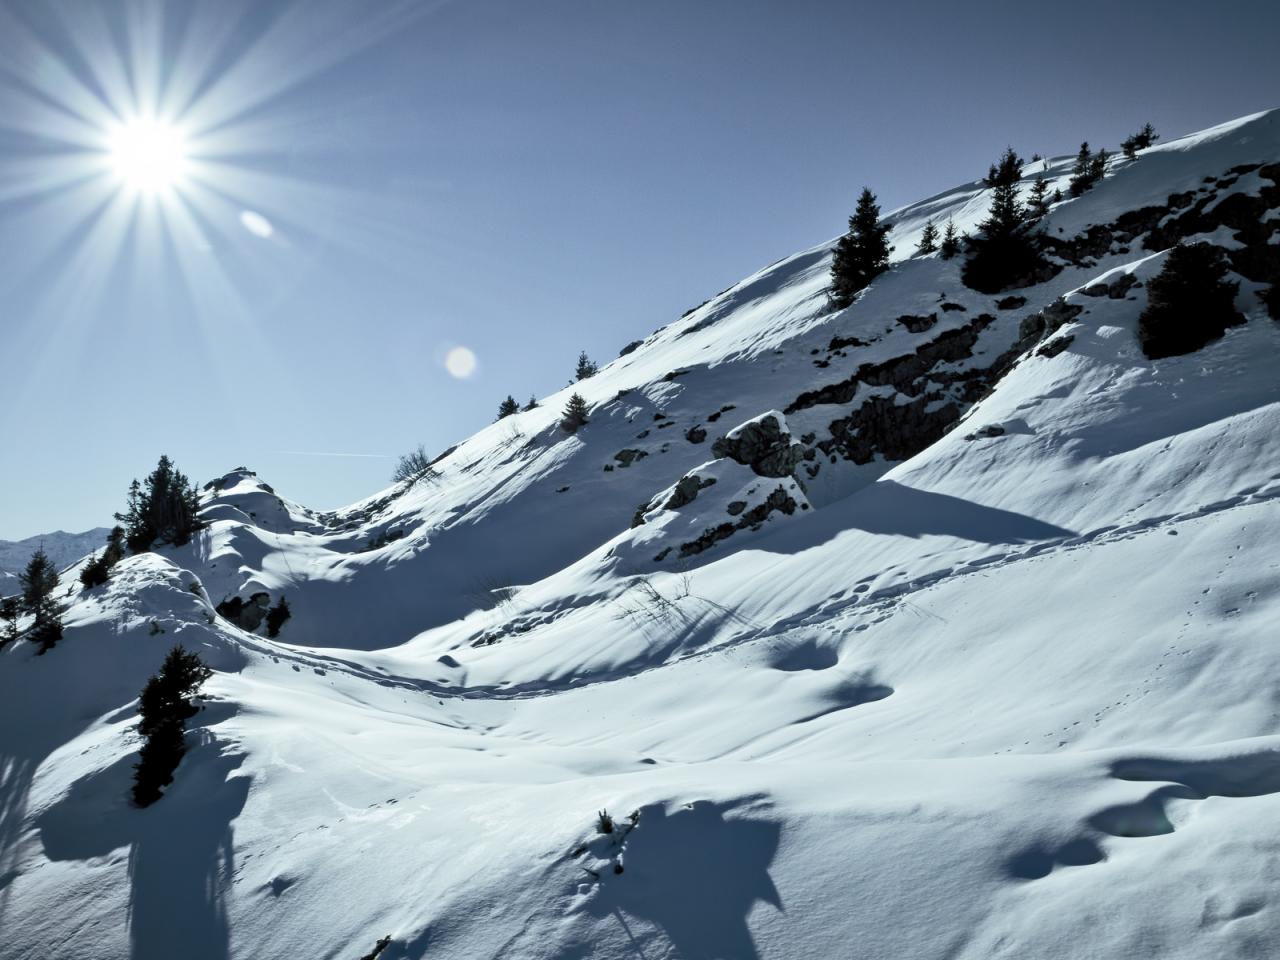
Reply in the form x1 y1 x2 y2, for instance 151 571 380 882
1 109 1279 960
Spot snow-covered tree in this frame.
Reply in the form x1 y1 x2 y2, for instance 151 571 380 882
828 188 893 309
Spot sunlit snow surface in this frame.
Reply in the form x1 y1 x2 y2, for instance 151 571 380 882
2 110 1279 960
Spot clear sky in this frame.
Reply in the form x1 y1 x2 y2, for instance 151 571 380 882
1 0 1277 539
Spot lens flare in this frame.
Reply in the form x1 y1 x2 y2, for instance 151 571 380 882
444 346 477 379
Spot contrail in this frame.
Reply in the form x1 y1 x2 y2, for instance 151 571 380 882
279 450 394 459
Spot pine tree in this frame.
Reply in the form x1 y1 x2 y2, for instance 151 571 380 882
916 219 938 255
561 392 589 433
496 395 520 419
1122 123 1159 159
828 188 894 309
962 148 1047 293
1138 243 1243 359
79 526 127 589
980 148 1024 238
523 395 539 411
939 219 960 259
20 548 62 654
0 596 20 648
1028 176 1050 217
132 645 213 807
575 351 599 381
116 456 203 553
1069 142 1095 197
1087 148 1109 185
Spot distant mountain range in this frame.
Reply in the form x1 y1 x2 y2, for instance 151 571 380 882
0 528 111 582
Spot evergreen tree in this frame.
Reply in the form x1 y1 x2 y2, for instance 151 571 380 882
132 645 213 807
1087 148 1109 185
79 526 127 589
1028 176 1050 217
979 147 1025 238
1069 142 1097 197
916 219 938 255
523 395 539 411
116 456 203 553
496 395 520 420
575 351 599 381
962 148 1047 293
561 393 589 433
828 188 894 309
80 552 108 589
19 548 62 654
1122 123 1159 159
939 219 960 259
1138 243 1243 359
1 596 20 648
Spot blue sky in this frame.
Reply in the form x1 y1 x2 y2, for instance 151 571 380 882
1 0 1277 539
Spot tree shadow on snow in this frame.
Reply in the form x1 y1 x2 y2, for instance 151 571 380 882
36 732 249 960
587 800 782 960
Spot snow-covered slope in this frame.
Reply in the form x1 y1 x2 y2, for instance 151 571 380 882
2 110 1279 960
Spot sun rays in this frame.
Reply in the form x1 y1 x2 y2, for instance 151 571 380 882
0 0 438 331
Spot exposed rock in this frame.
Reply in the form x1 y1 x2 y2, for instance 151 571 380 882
940 302 966 312
828 334 871 351
613 449 648 468
711 412 804 478
897 313 938 333
216 592 271 632
1037 334 1076 358
677 485 800 558
996 296 1027 310
662 474 717 511
726 501 747 516
618 339 643 357
685 425 707 444
1081 283 1110 297
965 424 1006 441
1107 273 1139 299
706 404 736 423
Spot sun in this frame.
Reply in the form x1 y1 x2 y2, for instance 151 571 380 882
107 118 189 193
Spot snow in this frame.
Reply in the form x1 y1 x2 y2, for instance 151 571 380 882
2 109 1280 960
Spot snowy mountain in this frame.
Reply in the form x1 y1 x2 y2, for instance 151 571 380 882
2 109 1279 960
0 528 111 581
